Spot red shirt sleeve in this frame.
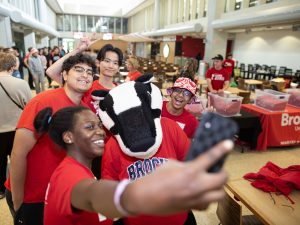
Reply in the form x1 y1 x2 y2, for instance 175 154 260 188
101 137 122 180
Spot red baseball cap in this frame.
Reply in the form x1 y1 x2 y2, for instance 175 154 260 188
168 77 197 96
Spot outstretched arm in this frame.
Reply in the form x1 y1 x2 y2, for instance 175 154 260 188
46 38 91 84
71 140 233 218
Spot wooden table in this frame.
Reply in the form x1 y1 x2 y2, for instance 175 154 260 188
245 79 263 85
226 179 300 225
227 87 250 94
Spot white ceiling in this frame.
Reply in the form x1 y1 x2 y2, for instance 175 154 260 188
53 0 146 17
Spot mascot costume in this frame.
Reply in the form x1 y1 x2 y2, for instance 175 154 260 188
92 74 196 225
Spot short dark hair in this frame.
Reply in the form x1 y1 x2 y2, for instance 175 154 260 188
62 53 96 74
96 44 123 66
34 106 90 149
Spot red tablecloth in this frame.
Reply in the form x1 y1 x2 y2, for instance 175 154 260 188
242 104 300 150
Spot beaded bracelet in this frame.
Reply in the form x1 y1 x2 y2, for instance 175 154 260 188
114 179 132 216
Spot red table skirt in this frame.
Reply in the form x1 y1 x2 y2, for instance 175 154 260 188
242 104 300 150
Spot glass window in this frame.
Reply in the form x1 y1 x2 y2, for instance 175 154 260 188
57 14 64 31
116 18 121 34
108 17 115 33
79 15 86 32
249 0 259 7
235 0 242 10
95 17 108 33
87 16 94 32
122 18 128 34
64 15 72 32
72 15 79 32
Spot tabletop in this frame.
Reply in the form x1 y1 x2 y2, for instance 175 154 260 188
227 179 300 225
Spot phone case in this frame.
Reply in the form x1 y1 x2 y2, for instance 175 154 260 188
186 112 238 172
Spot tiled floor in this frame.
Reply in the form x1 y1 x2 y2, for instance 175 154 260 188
1 146 299 225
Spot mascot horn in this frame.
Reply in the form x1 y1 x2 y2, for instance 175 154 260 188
92 74 163 159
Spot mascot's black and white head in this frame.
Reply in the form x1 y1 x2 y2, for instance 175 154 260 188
92 74 163 159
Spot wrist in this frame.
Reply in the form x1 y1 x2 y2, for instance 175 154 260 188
114 179 136 216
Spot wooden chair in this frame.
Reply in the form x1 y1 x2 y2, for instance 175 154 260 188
237 78 247 90
217 190 263 225
238 91 251 104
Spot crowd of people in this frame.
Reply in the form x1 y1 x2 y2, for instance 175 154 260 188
0 39 234 225
0 45 67 94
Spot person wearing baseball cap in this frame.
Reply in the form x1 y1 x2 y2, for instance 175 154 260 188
206 54 230 93
162 77 199 138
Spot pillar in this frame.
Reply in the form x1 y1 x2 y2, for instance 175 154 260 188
24 30 36 50
0 16 13 47
154 0 160 30
204 0 228 62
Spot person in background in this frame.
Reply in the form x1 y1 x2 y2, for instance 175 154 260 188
5 53 96 225
39 48 47 70
125 57 142 82
162 77 199 139
23 47 35 89
50 46 61 66
43 47 53 88
28 48 46 94
35 106 232 225
223 53 235 78
12 47 24 79
59 45 66 57
206 54 230 93
3 48 22 79
179 58 198 82
0 52 31 200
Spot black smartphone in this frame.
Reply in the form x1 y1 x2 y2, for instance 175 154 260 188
186 112 238 172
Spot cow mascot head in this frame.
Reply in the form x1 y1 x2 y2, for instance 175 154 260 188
92 74 163 159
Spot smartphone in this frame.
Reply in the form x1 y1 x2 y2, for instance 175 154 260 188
186 112 238 172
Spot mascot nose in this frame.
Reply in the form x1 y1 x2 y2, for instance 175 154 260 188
118 106 156 153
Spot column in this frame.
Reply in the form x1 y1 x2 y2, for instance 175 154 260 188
0 17 13 47
185 0 190 22
242 0 250 9
204 0 228 62
154 0 160 30
50 37 58 48
36 0 47 24
41 36 49 48
199 0 206 18
226 0 236 13
24 30 36 50
191 0 197 20
167 0 172 25
178 0 184 22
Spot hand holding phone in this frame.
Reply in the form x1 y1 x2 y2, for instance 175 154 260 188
186 112 238 172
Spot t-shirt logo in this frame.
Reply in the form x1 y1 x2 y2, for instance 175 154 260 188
212 74 225 81
127 157 168 181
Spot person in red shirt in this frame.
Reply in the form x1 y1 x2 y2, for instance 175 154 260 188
46 40 123 179
223 53 235 78
125 57 142 82
47 39 122 113
162 77 199 138
5 53 96 225
206 54 230 93
34 106 233 225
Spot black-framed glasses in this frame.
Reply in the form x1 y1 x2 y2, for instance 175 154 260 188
72 66 94 77
173 88 192 97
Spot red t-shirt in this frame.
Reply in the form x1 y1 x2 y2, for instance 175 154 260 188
44 156 113 225
101 117 190 225
82 80 112 113
223 59 235 76
127 71 142 81
161 101 198 138
5 88 87 203
206 67 229 91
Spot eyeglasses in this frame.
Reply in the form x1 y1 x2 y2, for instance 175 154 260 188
72 66 94 77
172 88 193 97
